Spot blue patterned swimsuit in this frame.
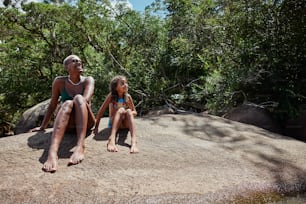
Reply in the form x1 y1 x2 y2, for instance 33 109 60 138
108 98 129 128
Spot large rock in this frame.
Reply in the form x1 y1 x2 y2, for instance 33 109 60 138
1 114 306 203
14 99 56 134
223 104 282 134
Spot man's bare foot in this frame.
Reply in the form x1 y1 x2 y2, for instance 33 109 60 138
130 143 139 153
68 145 85 166
107 140 118 152
42 152 58 173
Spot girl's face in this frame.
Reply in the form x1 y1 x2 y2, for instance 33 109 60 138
116 78 128 94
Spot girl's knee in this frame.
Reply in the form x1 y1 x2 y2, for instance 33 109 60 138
117 107 126 114
126 109 133 118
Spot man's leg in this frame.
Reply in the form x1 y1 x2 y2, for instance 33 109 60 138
43 101 73 172
68 95 88 165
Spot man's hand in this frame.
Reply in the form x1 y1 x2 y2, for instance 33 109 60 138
29 126 44 132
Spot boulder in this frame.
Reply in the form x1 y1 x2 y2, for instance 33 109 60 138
146 106 175 116
14 99 56 134
223 104 282 134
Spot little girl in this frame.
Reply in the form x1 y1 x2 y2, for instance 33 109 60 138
94 75 138 153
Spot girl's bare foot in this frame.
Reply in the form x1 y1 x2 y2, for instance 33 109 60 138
68 145 85 166
107 140 118 152
42 151 58 172
130 143 139 153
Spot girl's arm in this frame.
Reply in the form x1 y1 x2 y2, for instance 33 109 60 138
128 95 137 116
94 93 112 134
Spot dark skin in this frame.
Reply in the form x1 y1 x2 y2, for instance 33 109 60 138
30 55 95 172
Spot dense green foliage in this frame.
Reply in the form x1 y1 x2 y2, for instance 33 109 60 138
0 0 305 128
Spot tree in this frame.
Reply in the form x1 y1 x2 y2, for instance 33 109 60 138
203 0 306 121
1 0 305 131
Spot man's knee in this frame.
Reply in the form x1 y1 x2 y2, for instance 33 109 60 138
73 94 86 106
61 101 73 113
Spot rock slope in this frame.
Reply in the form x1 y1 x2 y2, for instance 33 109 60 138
1 113 306 203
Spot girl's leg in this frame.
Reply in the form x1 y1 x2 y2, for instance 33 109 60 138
107 108 125 152
125 109 139 153
43 101 73 172
68 95 88 165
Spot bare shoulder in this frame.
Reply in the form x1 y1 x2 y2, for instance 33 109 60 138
127 93 133 100
84 76 94 83
55 76 67 80
106 93 112 101
53 76 66 86
54 76 66 82
126 93 135 107
50 76 65 96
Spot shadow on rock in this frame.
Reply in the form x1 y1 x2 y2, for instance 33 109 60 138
27 130 91 164
93 128 131 148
